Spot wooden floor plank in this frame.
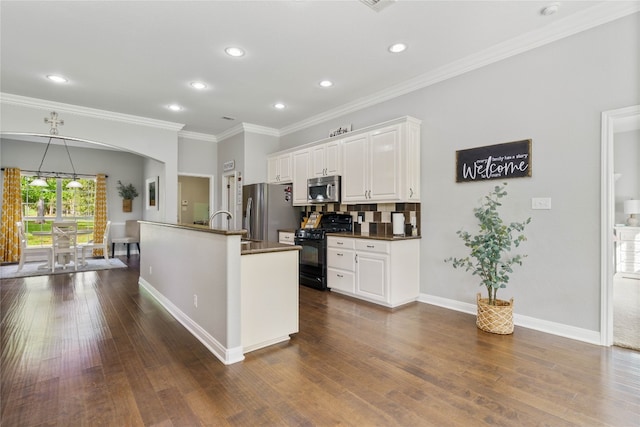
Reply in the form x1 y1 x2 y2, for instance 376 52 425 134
1 255 639 426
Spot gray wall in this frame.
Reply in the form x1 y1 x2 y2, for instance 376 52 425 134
279 14 640 332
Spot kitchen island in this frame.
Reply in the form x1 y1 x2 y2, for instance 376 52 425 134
138 221 300 365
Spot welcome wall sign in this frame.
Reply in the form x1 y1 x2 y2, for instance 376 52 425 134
455 139 532 183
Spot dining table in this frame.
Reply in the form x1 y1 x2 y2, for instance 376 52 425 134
31 228 94 269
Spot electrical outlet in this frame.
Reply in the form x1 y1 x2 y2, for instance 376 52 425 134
193 294 198 308
532 197 552 210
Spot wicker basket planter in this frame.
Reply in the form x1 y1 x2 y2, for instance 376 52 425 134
476 293 514 334
122 199 132 212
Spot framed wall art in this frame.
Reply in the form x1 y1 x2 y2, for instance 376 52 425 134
455 139 532 183
146 176 159 210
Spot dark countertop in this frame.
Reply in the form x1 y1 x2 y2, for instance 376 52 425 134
327 231 421 241
139 220 247 236
139 221 300 255
241 240 301 255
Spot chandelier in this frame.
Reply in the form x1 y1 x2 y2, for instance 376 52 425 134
30 112 82 188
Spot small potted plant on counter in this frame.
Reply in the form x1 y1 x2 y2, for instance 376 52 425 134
117 180 139 212
446 183 530 334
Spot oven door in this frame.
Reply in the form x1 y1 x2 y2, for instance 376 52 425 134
295 236 326 289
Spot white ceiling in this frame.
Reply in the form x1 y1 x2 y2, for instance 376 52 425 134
1 1 638 139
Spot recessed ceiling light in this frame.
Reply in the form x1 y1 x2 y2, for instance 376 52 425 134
274 103 286 110
46 74 68 83
168 104 183 111
190 81 207 90
225 47 245 57
540 3 560 16
319 80 333 88
388 43 407 53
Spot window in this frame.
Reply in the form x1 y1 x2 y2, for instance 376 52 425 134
21 175 96 246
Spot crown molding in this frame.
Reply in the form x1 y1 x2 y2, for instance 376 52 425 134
241 123 280 137
178 130 217 142
280 2 640 136
0 93 185 132
216 122 280 142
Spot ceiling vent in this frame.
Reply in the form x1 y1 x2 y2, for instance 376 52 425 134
221 116 236 121
360 0 396 12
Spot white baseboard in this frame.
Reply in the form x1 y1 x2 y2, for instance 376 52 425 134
418 293 602 346
138 277 245 365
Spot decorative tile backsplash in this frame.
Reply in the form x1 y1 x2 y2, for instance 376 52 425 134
303 202 421 236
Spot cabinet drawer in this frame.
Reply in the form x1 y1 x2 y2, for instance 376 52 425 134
327 248 355 271
327 268 355 293
618 230 640 241
355 239 390 254
278 231 295 245
619 250 640 262
327 236 355 250
619 242 640 252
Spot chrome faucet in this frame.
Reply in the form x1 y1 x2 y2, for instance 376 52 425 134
209 210 233 228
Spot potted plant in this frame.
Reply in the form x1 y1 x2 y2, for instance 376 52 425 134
117 180 139 212
446 183 530 334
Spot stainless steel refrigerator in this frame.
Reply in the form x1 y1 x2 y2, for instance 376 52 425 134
242 183 299 242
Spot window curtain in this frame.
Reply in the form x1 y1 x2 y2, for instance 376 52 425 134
93 174 107 256
1 168 22 263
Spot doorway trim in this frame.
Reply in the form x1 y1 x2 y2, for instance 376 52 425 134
177 172 215 226
600 104 640 346
221 171 240 230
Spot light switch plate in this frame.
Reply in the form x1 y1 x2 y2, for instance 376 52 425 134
532 197 551 210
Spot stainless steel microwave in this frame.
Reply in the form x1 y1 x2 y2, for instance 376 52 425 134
308 175 341 204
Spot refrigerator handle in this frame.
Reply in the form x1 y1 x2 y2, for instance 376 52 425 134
246 197 253 239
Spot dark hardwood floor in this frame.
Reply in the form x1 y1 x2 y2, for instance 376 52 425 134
2 256 639 426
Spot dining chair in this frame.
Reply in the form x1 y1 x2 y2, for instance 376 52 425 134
52 221 78 270
16 221 54 272
111 220 140 258
79 221 111 265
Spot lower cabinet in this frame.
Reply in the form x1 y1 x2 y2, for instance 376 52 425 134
278 231 295 245
615 226 640 278
326 236 419 307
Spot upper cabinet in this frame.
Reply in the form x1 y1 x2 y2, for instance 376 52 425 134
267 152 293 183
292 149 311 205
342 117 421 203
311 140 342 178
267 116 421 204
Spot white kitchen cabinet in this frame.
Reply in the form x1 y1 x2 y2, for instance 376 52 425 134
278 230 296 245
267 152 293 183
326 236 419 308
292 149 311 205
342 117 421 203
311 140 342 177
341 133 369 202
405 119 421 202
615 226 640 278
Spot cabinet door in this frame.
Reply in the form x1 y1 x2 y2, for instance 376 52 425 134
277 154 293 182
406 121 421 201
342 133 369 202
369 125 400 201
311 145 326 177
325 141 341 176
267 155 279 183
292 149 310 205
355 251 388 303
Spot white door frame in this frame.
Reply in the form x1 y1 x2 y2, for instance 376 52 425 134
600 104 640 345
177 172 215 225
221 171 240 230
